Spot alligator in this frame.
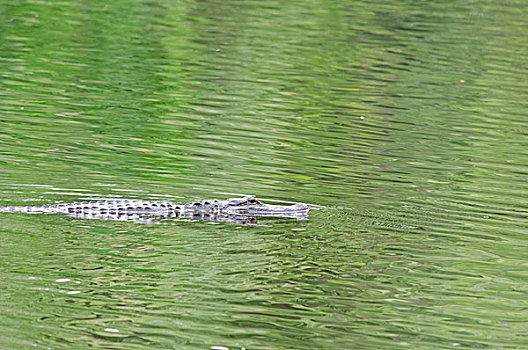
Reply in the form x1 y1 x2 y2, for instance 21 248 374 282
0 196 309 225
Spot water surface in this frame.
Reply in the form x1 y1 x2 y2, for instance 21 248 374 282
0 0 527 348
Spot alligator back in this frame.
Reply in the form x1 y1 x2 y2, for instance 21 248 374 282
0 200 180 215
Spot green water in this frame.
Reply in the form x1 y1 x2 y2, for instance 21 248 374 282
1 0 527 348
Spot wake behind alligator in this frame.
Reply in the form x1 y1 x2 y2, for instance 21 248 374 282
0 196 309 225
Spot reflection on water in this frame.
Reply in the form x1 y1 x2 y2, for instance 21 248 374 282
1 0 527 348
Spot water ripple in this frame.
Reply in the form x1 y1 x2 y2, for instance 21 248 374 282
1 0 527 348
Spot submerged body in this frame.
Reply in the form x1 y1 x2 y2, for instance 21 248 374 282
0 196 309 225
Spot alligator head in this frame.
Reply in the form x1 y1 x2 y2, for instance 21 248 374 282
221 196 309 218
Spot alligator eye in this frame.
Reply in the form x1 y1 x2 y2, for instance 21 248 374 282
240 198 261 206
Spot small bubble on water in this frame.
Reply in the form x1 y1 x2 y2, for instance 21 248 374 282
104 328 120 333
55 278 71 283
